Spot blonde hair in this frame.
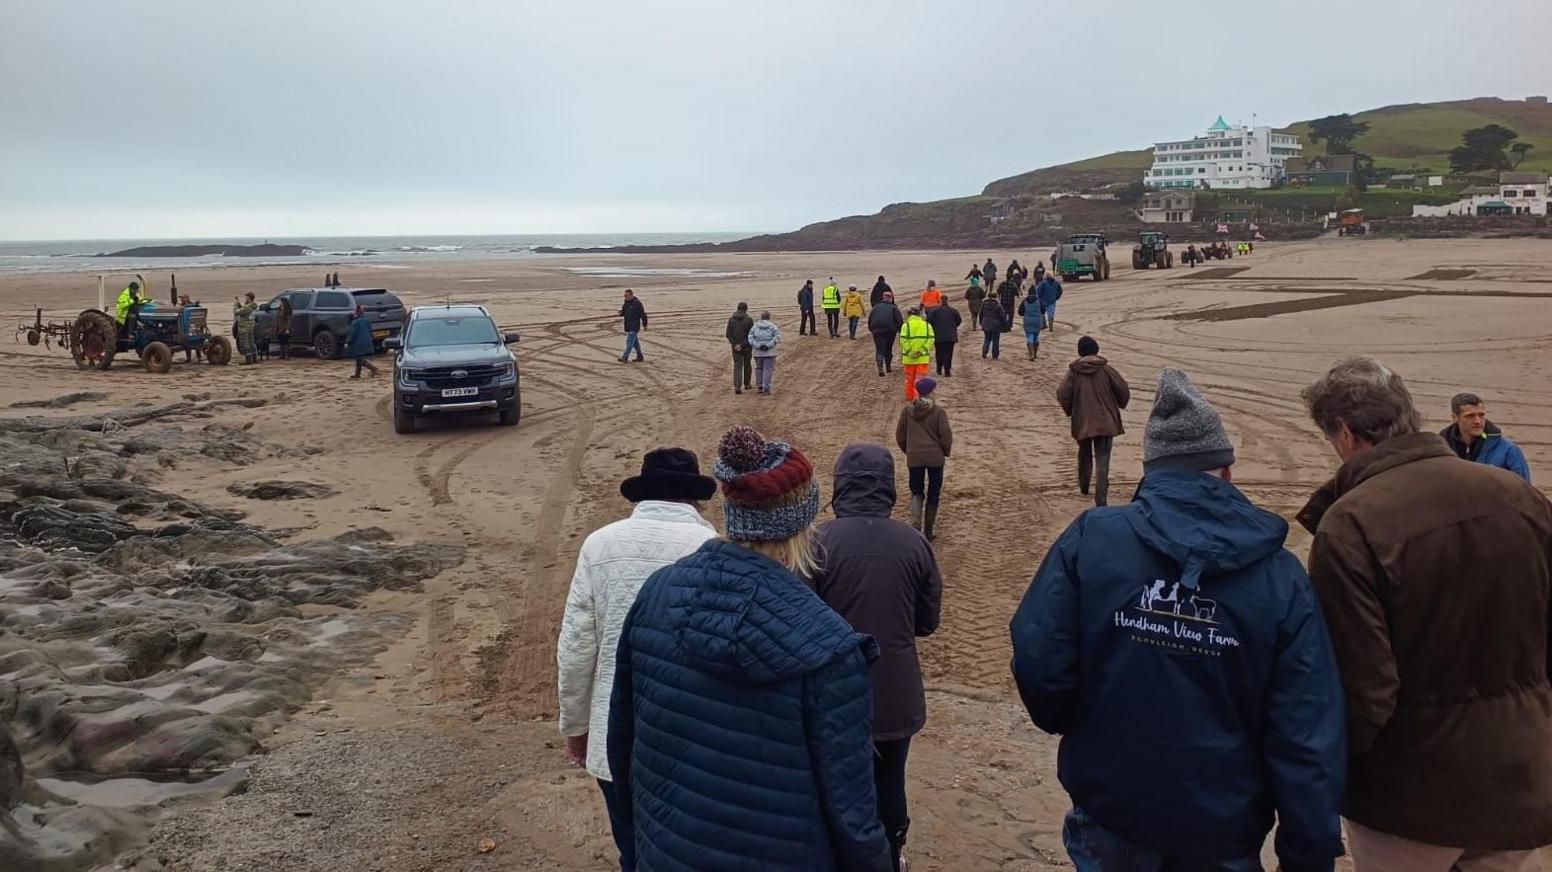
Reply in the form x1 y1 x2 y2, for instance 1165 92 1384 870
737 527 823 579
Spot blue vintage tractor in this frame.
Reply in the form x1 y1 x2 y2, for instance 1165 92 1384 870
69 303 234 373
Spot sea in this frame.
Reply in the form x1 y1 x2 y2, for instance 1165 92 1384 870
0 233 759 276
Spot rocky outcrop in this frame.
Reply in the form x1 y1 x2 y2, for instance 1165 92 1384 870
98 244 310 258
226 480 337 501
0 414 462 870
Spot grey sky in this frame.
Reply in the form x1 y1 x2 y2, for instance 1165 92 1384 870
2 0 1548 240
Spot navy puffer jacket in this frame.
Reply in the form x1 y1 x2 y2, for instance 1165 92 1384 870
608 539 893 872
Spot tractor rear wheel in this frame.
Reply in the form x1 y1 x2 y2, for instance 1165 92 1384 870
1132 252 1144 270
70 309 118 371
207 336 234 366
143 342 173 374
1166 252 1174 268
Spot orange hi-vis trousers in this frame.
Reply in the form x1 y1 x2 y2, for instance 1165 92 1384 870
903 363 929 400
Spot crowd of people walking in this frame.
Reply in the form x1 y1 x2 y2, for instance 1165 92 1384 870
579 264 1544 872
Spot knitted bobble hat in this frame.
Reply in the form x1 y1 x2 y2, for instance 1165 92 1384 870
713 425 820 542
1143 368 1236 472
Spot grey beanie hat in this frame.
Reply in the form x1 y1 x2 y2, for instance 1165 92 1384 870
1143 368 1235 472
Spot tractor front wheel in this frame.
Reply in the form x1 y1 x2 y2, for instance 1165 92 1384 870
207 335 234 366
143 342 173 374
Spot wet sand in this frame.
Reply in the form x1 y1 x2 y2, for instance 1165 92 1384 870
1 238 1550 870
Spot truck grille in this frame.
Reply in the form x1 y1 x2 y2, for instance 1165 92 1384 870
421 364 504 390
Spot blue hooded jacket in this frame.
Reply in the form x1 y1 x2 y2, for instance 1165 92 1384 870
1036 277 1063 309
1010 470 1345 870
608 539 893 872
1442 421 1531 482
1018 295 1045 334
344 314 375 357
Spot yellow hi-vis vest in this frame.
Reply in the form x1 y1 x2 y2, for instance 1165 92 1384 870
898 315 935 364
821 284 841 309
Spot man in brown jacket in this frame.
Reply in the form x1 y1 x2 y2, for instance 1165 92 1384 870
895 377 953 540
1299 357 1552 871
1056 336 1130 506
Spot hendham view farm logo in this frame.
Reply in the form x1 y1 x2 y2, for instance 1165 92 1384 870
1115 580 1241 656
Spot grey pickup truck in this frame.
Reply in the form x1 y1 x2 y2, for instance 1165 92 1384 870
254 287 407 358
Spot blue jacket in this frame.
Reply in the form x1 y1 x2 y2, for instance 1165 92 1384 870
1010 470 1345 870
1018 295 1044 334
1036 277 1063 309
798 285 815 311
608 539 893 872
1442 421 1531 482
344 315 375 357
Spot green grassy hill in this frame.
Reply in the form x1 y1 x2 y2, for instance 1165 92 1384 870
682 97 1552 251
1283 98 1552 174
982 97 1552 198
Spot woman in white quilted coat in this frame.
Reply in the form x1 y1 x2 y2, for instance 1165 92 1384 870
556 447 718 872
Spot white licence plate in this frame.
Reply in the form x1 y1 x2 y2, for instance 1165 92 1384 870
441 387 478 398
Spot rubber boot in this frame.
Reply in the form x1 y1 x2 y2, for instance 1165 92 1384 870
923 503 939 542
909 496 924 531
1026 342 1034 361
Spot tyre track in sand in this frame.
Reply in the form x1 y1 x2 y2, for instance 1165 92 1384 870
918 340 1074 692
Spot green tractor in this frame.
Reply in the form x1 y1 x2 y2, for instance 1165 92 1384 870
1055 233 1110 282
1132 231 1174 270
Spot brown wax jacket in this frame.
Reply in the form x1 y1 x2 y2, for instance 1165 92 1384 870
1056 355 1130 441
895 400 952 468
1300 432 1552 850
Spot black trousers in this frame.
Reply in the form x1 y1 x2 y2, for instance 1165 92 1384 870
825 309 840 336
907 465 944 505
275 332 291 359
874 738 911 872
872 333 894 369
731 349 753 391
1078 436 1113 507
597 778 637 872
800 309 816 335
933 342 955 376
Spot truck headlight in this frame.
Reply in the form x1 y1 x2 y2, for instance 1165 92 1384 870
397 368 421 388
498 362 516 382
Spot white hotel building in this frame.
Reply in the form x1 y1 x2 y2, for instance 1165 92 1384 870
1146 116 1302 189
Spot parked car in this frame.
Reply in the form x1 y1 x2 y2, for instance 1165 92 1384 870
387 304 520 434
254 287 407 359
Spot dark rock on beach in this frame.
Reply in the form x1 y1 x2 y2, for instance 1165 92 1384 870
227 480 338 501
0 410 463 870
97 243 310 258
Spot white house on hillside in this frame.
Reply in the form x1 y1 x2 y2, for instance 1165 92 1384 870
1412 172 1550 217
1146 116 1302 190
